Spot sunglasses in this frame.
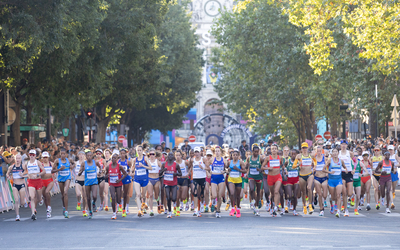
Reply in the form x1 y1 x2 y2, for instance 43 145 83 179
96 152 102 155
374 149 380 151
43 157 49 159
29 154 35 156
149 153 155 156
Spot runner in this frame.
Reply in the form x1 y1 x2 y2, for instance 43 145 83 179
160 152 182 218
247 144 264 216
41 151 54 218
314 146 328 216
6 154 26 221
74 151 87 217
338 140 355 217
147 148 161 216
53 148 74 218
176 149 191 215
95 149 106 211
118 148 132 216
22 150 46 220
104 153 128 220
294 142 315 215
156 145 166 213
388 145 399 209
189 147 207 217
324 147 347 218
353 154 368 215
78 150 101 219
103 149 112 211
283 149 300 216
261 144 284 217
372 147 383 209
132 145 152 217
227 149 246 218
204 149 214 213
376 151 395 213
360 151 372 211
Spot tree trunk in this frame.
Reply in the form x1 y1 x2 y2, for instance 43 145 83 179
11 101 22 146
26 101 33 124
369 108 377 139
331 119 338 139
95 105 113 143
71 116 76 143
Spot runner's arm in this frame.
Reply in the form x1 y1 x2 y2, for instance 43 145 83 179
175 164 182 177
118 165 128 182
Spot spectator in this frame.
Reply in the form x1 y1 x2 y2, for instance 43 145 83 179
238 140 249 160
181 139 191 155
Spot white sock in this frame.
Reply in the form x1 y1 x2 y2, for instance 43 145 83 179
126 204 129 211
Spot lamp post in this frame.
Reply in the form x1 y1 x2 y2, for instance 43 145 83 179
375 84 378 138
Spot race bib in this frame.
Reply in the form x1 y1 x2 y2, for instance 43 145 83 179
250 168 259 175
372 162 379 170
87 172 96 179
110 176 118 183
181 168 187 176
59 170 69 176
382 167 391 174
302 158 312 166
345 161 352 171
136 169 146 176
264 169 269 174
12 172 22 179
315 163 324 171
230 171 240 178
288 171 298 178
151 166 158 172
45 167 52 174
367 169 372 175
194 166 202 172
333 168 341 175
353 172 359 179
213 166 224 173
270 160 280 168
164 173 174 181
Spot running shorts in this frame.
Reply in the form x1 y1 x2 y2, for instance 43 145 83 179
267 174 282 186
328 178 342 188
391 172 399 182
211 174 225 185
134 178 149 187
314 176 327 184
353 180 361 188
361 176 371 184
177 178 189 186
379 175 391 186
206 176 211 185
341 172 353 183
75 180 85 186
13 183 25 192
285 176 299 185
28 179 43 190
42 178 53 187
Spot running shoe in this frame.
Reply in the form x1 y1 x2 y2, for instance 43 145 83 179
127 209 130 215
393 192 396 199
180 205 183 211
39 199 44 206
360 199 364 206
89 211 93 219
176 211 180 216
167 212 172 218
150 210 155 216
366 204 371 211
245 193 248 199
347 204 350 209
272 207 277 217
63 207 65 215
205 206 209 213
250 201 255 210
236 209 241 218
191 203 195 211
354 209 359 215
122 210 127 217
303 206 307 215
137 211 143 217
265 203 270 212
211 205 215 212
330 206 334 214
284 207 289 213
200 205 205 213
100 204 104 211
197 212 202 217
319 210 324 216
157 205 161 214
290 204 293 210
16 215 20 221
83 211 87 217
185 203 189 211
278 203 282 209
386 208 391 214
293 210 298 216
258 200 262 209
105 206 109 211
193 211 198 216
280 210 284 216
118 205 122 212
341 206 345 212
64 211 69 218
164 210 167 215
24 203 28 208
31 214 37 221
76 204 81 211
47 211 51 218
324 200 327 208
144 203 149 210
308 205 314 214
255 209 260 216
160 205 165 213
112 213 117 220
92 202 97 212
216 212 221 218
391 203 395 209
34 209 37 215
335 211 340 218
261 200 264 207
143 209 147 214
344 209 349 217
229 208 235 216
141 203 146 210
350 197 355 206
376 203 380 210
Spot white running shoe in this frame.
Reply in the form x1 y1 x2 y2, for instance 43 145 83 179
39 199 44 206
265 202 270 211
16 215 20 221
319 210 324 216
344 210 349 217
216 212 220 218
386 208 391 214
47 211 51 218
185 203 189 211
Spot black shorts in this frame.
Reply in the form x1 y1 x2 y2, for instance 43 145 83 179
342 172 353 183
75 180 85 186
97 177 105 183
231 182 241 188
178 178 189 187
374 175 380 182
192 178 206 198
13 183 25 192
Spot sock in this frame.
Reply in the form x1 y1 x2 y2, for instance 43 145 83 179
126 204 129 211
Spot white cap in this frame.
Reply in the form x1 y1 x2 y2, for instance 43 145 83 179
29 149 36 155
96 148 103 153
206 149 213 155
42 151 50 157
112 149 120 156
194 147 201 152
362 151 369 156
388 145 395 150
326 141 331 146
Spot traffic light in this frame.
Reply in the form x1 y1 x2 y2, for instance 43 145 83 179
86 110 93 118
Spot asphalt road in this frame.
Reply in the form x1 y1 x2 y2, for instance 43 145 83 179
1 186 400 250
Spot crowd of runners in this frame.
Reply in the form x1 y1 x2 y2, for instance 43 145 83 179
1 136 399 221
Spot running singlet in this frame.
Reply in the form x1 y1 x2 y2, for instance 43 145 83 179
134 157 148 181
27 160 40 174
211 157 225 175
164 162 177 186
12 164 24 179
300 155 312 171
84 160 98 186
267 155 281 174
372 156 383 176
381 160 392 175
362 160 372 175
315 155 325 171
44 163 52 174
248 155 262 178
148 159 159 174
177 161 188 177
75 162 83 176
192 158 206 179
287 159 299 178
108 163 123 187
228 161 241 180
57 158 71 182
328 159 342 179
353 161 361 180
389 154 398 168
339 150 352 172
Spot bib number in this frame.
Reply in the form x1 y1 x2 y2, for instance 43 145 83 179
382 167 391 174
59 170 69 176
333 168 341 175
367 169 372 175
136 169 146 176
288 171 298 178
353 172 359 179
110 176 118 184
164 173 174 181
12 172 22 179
45 167 52 174
264 169 269 175
87 172 96 179
315 164 324 171
250 168 259 175
230 171 240 178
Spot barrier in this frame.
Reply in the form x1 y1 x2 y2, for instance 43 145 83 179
0 177 14 212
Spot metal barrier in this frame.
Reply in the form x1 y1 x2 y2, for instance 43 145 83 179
0 177 14 213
